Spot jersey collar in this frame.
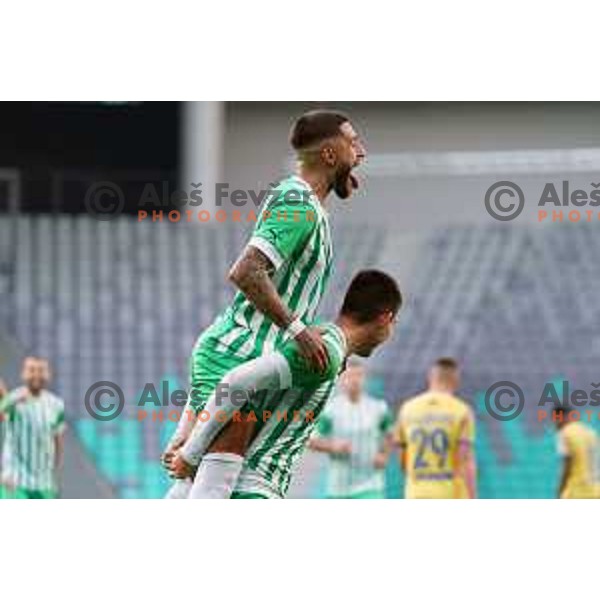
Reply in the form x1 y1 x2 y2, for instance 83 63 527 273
330 323 349 359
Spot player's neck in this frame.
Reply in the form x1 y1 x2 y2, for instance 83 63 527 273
335 316 363 357
296 165 332 204
428 385 455 395
347 393 361 404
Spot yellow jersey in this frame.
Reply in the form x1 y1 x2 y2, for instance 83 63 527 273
395 391 475 499
558 422 600 499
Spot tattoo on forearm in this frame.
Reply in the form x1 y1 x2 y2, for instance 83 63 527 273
230 247 292 328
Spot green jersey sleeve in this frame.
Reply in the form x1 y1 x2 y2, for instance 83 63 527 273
315 408 333 437
0 390 17 420
379 406 394 434
281 323 346 390
52 405 66 434
249 184 317 270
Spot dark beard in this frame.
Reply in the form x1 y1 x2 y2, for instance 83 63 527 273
333 166 353 199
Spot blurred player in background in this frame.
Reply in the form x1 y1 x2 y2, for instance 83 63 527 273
163 110 366 497
395 358 476 499
308 361 393 499
0 378 6 410
168 270 402 499
0 378 6 498
0 357 65 499
554 406 600 499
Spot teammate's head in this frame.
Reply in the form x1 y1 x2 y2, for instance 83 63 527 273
427 357 460 393
0 378 6 398
338 270 402 357
290 110 365 199
21 356 50 394
340 360 366 401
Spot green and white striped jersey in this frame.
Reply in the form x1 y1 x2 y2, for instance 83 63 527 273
0 387 65 492
205 175 333 358
314 394 393 498
235 323 347 498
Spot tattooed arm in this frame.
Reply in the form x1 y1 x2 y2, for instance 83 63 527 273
229 246 328 372
228 246 294 329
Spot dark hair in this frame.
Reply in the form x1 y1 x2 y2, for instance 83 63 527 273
340 270 402 323
290 110 350 150
552 404 571 417
434 357 459 371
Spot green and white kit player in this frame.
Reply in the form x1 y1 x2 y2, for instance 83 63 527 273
186 171 333 415
309 361 393 499
169 270 402 499
0 357 65 500
163 111 365 497
0 377 7 497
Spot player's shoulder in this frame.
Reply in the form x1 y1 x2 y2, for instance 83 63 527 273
400 392 470 416
275 175 308 192
281 323 345 386
5 386 26 405
8 386 26 399
364 394 387 414
401 392 432 412
0 387 22 411
44 390 65 410
397 393 423 423
449 394 473 416
560 422 583 446
270 176 316 210
564 421 592 440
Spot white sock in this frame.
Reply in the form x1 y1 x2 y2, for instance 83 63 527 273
188 453 244 499
164 479 193 499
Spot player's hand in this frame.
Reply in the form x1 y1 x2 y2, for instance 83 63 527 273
295 326 329 374
373 451 388 470
1 476 16 493
330 440 352 458
161 437 186 469
169 452 196 480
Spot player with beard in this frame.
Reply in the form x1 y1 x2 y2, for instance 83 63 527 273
0 358 65 499
163 110 366 498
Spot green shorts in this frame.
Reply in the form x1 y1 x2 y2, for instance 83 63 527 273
0 486 57 499
189 331 253 414
230 491 269 499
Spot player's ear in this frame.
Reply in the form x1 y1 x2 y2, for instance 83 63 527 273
320 143 337 167
377 310 395 325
